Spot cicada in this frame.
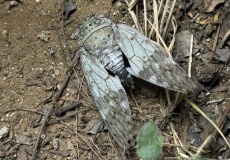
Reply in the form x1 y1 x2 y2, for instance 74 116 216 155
76 14 195 149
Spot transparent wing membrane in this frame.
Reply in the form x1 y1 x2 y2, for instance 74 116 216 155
113 24 195 93
80 48 133 149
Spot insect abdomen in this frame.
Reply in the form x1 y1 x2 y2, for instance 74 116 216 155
98 46 133 88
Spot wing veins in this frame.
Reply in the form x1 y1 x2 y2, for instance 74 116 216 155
115 24 195 92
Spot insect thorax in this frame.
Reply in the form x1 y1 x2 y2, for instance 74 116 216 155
77 14 112 46
78 15 133 87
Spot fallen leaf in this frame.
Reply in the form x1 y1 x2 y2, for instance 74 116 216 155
174 30 199 60
213 14 219 22
41 133 60 148
15 135 31 145
204 0 225 13
0 125 10 139
30 113 42 128
0 150 6 158
16 146 28 160
49 149 69 157
85 119 104 134
63 0 77 20
67 140 77 158
192 0 204 9
215 48 230 63
196 16 213 25
210 85 229 92
0 144 8 153
25 79 43 87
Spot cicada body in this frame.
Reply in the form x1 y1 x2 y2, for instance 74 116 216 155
77 14 195 149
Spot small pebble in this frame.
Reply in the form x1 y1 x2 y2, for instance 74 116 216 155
2 30 8 35
37 31 50 42
57 84 61 90
0 125 10 139
3 1 18 10
54 70 59 76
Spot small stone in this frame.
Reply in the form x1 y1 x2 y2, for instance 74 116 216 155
54 70 59 76
57 84 61 90
113 11 118 16
37 31 50 42
70 29 79 40
2 29 10 46
44 85 54 91
15 135 31 145
205 38 211 42
2 30 8 35
3 1 18 10
0 125 10 139
52 137 59 150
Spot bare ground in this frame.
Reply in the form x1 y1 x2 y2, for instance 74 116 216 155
0 0 230 159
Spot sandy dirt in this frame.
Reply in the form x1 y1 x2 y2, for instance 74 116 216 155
0 0 229 159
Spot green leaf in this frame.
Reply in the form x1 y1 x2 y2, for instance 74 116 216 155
137 119 164 160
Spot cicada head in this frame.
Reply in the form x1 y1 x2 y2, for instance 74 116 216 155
77 14 112 46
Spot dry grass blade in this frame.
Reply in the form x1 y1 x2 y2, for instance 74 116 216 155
129 90 145 122
143 0 147 36
220 29 230 47
194 135 212 158
148 0 159 41
71 51 93 105
77 134 104 160
78 75 94 105
162 0 176 40
164 89 172 107
62 122 105 160
185 97 230 148
153 0 159 42
157 0 164 17
170 92 183 112
159 0 168 35
125 0 138 10
146 18 172 57
170 122 184 156
168 16 177 53
125 0 143 32
188 34 193 78
209 25 220 63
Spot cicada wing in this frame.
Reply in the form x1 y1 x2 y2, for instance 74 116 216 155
80 48 133 149
113 24 196 93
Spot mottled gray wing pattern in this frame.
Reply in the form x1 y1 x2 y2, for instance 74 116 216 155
113 24 195 93
79 47 133 149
